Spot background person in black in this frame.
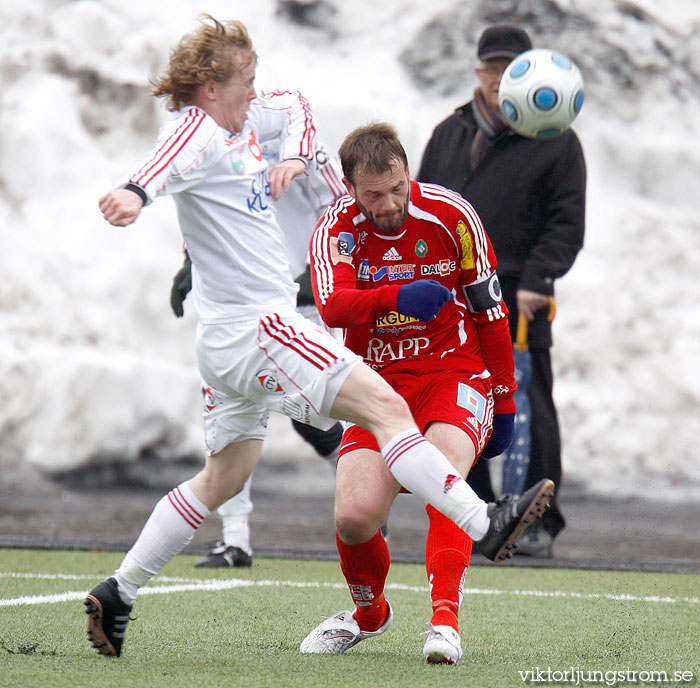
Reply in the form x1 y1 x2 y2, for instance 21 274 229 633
417 24 586 557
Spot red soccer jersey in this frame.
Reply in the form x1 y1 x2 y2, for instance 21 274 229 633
310 181 516 413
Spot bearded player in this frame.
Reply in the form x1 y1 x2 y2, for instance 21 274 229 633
301 122 553 664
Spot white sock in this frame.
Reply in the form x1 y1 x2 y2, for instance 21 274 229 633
114 482 210 605
217 477 253 555
221 515 252 555
381 430 490 540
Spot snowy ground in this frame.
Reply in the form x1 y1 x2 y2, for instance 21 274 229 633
1 0 699 501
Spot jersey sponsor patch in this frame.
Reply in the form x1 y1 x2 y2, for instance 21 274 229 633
247 175 271 214
456 221 475 269
420 259 456 277
337 232 356 255
456 383 487 422
330 235 354 265
366 336 430 365
247 131 263 161
375 311 419 328
462 272 503 312
358 258 370 281
370 263 416 281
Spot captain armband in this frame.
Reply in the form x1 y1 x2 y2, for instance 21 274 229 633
462 272 503 313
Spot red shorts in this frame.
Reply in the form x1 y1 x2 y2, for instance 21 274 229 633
339 366 495 462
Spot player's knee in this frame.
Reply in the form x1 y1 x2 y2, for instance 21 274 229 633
335 506 379 544
365 385 413 435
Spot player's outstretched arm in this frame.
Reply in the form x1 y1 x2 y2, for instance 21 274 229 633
98 188 144 227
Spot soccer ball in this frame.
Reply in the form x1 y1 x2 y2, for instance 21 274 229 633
498 48 584 139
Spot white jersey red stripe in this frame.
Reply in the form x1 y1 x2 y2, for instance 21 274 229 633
131 109 207 189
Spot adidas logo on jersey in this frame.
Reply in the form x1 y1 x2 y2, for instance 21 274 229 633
382 247 402 261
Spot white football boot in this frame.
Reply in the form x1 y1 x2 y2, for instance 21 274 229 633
422 623 463 664
300 602 393 654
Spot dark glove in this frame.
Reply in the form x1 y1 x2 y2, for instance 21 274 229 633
396 279 453 322
170 254 192 318
295 265 316 307
481 413 515 459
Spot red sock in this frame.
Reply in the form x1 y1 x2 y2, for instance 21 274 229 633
336 530 390 632
425 504 472 632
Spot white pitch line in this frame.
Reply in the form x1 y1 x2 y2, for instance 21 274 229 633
0 572 204 583
0 574 698 608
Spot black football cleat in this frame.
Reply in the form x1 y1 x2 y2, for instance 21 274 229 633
84 577 133 657
475 479 555 562
194 542 252 568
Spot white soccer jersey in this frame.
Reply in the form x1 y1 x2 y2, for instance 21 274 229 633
127 91 320 321
259 93 344 279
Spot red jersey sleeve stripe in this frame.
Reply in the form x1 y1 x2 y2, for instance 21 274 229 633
131 110 206 188
311 197 355 304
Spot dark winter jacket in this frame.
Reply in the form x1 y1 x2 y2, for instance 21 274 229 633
417 101 586 348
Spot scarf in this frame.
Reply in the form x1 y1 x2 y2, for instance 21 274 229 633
470 87 509 169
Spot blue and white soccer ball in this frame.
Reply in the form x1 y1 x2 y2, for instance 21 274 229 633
498 48 584 139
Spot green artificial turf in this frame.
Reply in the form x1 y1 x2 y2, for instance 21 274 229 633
0 549 697 688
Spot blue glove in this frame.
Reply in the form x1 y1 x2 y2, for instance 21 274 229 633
396 280 453 322
481 413 515 459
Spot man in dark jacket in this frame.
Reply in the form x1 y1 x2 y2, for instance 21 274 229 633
417 24 586 557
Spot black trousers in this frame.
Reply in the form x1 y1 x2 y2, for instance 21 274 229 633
467 347 566 538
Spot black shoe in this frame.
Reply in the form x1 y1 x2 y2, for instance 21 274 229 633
475 479 555 563
194 542 252 568
84 577 133 657
513 520 554 558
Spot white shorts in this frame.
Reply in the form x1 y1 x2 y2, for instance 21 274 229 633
195 310 361 455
